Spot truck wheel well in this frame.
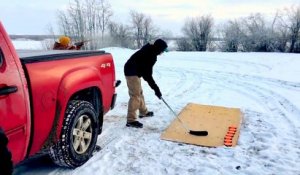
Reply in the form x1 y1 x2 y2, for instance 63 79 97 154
69 87 103 133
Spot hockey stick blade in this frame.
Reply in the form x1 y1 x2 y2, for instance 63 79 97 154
189 130 208 136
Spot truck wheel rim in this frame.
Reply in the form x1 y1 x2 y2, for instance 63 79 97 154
72 115 93 154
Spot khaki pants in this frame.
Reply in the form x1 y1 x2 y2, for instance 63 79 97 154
126 76 148 122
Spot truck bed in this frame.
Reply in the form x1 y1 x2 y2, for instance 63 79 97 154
17 50 106 64
17 49 116 156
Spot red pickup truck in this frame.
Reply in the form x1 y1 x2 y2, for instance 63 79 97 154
0 21 120 169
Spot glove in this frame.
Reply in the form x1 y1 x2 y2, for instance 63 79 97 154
154 87 162 99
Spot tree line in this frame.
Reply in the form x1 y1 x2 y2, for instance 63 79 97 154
52 0 300 53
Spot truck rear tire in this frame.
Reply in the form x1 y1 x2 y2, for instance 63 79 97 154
0 128 13 175
49 100 99 168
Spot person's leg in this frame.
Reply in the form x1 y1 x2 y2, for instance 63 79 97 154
139 90 154 118
139 88 154 118
126 76 142 122
139 89 148 116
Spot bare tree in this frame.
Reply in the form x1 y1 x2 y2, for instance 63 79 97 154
57 11 74 36
176 38 192 51
57 0 113 50
42 24 57 50
130 10 144 48
287 5 300 53
97 0 113 43
130 10 157 48
182 15 214 51
142 17 153 45
238 13 278 52
220 20 242 52
82 0 106 49
280 5 300 53
274 26 290 52
270 11 289 52
219 12 291 53
70 0 85 41
108 22 133 48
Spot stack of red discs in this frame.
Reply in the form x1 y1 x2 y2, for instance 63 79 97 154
224 126 237 147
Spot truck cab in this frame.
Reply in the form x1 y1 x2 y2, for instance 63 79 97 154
0 23 31 164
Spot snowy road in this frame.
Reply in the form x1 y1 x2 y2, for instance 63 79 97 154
14 49 300 175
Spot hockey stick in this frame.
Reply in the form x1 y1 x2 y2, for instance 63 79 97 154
161 97 208 136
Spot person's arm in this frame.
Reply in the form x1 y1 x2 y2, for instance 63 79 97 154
75 41 84 50
53 42 60 50
67 45 76 50
143 70 162 99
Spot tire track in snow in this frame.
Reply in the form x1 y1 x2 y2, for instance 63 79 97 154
73 112 179 175
156 65 300 174
201 70 300 173
204 71 300 145
212 70 300 91
201 58 272 72
159 66 300 134
192 69 299 136
181 56 272 73
156 67 205 102
206 71 300 129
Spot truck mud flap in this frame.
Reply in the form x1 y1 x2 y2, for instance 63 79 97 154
110 93 117 110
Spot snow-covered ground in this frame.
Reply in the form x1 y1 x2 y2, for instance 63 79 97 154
13 44 300 174
12 40 44 50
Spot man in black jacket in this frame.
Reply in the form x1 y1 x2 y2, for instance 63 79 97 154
124 39 168 128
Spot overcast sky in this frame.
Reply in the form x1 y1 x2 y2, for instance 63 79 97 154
0 0 299 35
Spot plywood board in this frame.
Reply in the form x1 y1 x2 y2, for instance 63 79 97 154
160 103 243 147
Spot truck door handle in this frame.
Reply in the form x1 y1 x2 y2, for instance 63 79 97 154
0 86 18 96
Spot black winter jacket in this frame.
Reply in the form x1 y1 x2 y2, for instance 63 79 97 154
124 43 162 92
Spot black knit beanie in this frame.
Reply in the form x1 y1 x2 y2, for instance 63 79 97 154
154 39 168 53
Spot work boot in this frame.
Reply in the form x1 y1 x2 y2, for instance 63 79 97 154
126 121 143 128
139 111 154 118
